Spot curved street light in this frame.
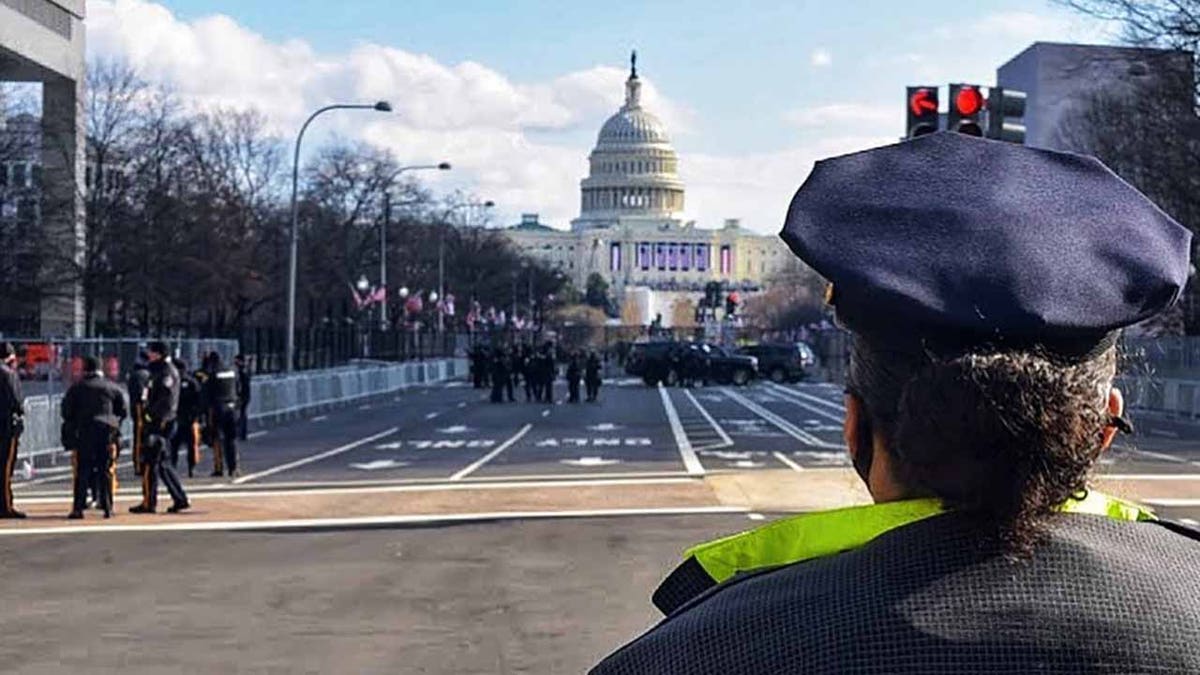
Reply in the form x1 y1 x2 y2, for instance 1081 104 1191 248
285 100 392 372
380 162 452 328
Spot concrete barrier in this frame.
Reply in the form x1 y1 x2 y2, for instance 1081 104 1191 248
17 358 467 467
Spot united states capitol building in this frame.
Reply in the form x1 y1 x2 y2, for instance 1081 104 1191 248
503 55 803 324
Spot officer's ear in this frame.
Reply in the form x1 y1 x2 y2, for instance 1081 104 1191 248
843 393 871 465
1100 387 1126 452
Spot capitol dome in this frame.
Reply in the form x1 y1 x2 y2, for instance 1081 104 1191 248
574 52 685 230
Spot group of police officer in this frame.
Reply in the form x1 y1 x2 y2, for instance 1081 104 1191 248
471 343 603 404
0 340 251 520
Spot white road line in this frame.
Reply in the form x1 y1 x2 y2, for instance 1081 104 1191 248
722 388 843 449
449 423 533 481
357 404 373 411
1181 518 1199 527
1126 448 1189 464
231 427 400 485
683 389 733 450
766 383 845 424
658 385 706 476
1144 498 1200 507
0 506 748 537
781 385 847 412
425 412 440 420
1099 473 1200 480
1148 429 1181 439
541 409 550 417
457 402 467 409
747 513 766 521
247 431 268 440
772 451 806 473
311 415 328 423
11 476 702 505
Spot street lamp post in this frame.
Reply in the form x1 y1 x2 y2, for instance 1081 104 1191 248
286 100 392 373
438 199 493 333
382 162 451 330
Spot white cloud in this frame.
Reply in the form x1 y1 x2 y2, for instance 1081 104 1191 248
810 48 833 68
85 0 881 235
783 103 895 130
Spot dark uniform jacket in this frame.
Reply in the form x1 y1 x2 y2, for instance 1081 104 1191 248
177 371 202 422
0 362 22 437
592 512 1200 674
236 365 251 406
204 368 239 409
61 373 128 430
145 359 180 424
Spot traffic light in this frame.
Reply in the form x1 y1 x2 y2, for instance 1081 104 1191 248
987 87 1026 144
906 86 939 138
948 84 985 136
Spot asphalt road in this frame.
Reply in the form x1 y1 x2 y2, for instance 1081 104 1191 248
0 513 745 674
13 376 1200 522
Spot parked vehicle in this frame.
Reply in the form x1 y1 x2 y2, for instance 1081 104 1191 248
627 340 758 387
737 342 816 383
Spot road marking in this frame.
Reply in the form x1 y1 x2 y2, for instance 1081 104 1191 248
437 425 471 434
349 459 408 471
560 456 622 467
232 427 400 484
311 415 328 423
425 412 440 420
588 423 622 431
457 402 467 409
773 451 806 473
541 409 550 417
1125 448 1189 464
1180 518 1199 526
658 385 705 476
357 404 373 411
0 505 748 537
684 389 734 451
1148 429 1180 438
779 384 847 412
449 423 533 481
765 383 844 424
1144 498 1200 507
12 476 704 504
747 512 766 521
722 388 843 449
247 431 268 440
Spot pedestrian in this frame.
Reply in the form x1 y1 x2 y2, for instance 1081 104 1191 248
585 351 603 403
505 346 517 403
540 343 557 403
489 348 507 404
130 341 189 514
126 352 150 477
591 133 1200 673
566 352 582 403
61 356 126 519
195 352 223 477
0 342 25 519
234 354 251 441
203 353 241 478
170 358 202 478
520 344 535 402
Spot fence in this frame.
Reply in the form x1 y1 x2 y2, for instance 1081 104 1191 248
18 357 468 469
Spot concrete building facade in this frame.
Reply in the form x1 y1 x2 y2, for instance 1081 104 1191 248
0 0 86 336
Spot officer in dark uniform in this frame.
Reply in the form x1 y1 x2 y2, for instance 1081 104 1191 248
584 351 602 403
203 353 241 478
170 358 202 477
489 347 508 404
131 341 189 514
539 342 557 403
126 353 150 476
565 351 582 403
0 342 25 519
195 351 223 476
592 133 1200 674
234 354 251 440
61 356 127 519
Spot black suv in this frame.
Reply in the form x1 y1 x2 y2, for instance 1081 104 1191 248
626 341 758 387
737 342 816 383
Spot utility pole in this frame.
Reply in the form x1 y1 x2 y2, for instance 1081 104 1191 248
381 193 389 328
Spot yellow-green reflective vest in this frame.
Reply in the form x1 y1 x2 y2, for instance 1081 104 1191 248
684 490 1155 586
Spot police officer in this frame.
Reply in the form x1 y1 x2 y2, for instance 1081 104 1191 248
489 347 508 404
203 353 241 478
130 341 189 514
584 351 603 403
565 351 582 403
195 351 224 476
61 356 127 519
592 133 1200 673
0 342 25 519
539 343 557 403
234 354 251 440
126 353 150 476
170 358 202 477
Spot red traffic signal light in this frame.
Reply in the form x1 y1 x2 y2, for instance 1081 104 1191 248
905 86 939 138
948 83 984 136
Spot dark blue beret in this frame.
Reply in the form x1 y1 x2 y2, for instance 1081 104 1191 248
780 132 1192 353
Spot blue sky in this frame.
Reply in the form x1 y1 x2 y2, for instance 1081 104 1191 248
89 0 1113 231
